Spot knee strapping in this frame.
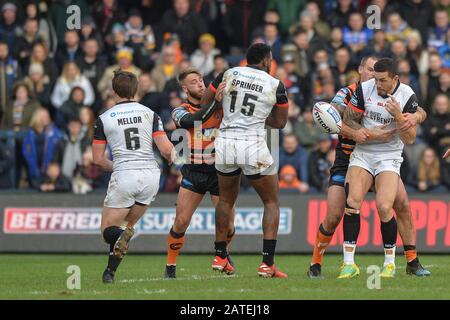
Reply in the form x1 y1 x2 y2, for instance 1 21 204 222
103 226 123 244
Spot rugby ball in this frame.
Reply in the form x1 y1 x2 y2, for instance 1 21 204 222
313 102 342 134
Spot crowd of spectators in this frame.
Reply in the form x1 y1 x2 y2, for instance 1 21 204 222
0 0 449 194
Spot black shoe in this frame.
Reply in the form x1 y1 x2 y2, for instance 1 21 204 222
406 259 431 277
165 265 176 278
307 263 323 279
102 268 115 284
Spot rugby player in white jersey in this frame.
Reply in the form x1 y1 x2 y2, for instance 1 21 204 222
200 43 289 278
339 58 419 278
92 70 175 283
308 55 430 279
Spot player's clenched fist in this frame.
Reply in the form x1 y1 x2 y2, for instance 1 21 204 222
386 94 401 119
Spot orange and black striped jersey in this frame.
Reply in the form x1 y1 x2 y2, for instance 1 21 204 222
330 82 358 161
171 100 223 170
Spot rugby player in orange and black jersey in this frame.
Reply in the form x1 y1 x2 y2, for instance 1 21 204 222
164 69 235 278
307 56 430 278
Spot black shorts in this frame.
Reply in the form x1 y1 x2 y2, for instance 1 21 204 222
329 148 350 188
180 165 219 196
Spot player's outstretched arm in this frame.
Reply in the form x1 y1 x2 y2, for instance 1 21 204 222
154 134 176 164
343 105 364 130
174 81 226 128
92 143 113 172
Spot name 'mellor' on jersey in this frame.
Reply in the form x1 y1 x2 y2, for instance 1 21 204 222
349 78 418 156
93 101 165 171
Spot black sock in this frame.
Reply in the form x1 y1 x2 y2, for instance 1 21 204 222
343 211 360 245
103 226 123 272
319 223 334 237
262 239 277 266
381 216 397 249
214 241 228 258
170 227 185 239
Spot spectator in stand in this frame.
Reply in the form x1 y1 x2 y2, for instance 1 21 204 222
308 134 333 192
51 62 94 109
151 45 179 92
190 33 220 76
79 16 104 51
0 139 13 188
304 1 330 41
79 106 95 142
72 146 110 193
426 53 444 108
252 9 281 40
59 117 90 179
24 1 58 56
54 30 83 72
411 148 447 193
406 30 429 78
0 2 20 49
138 73 171 124
98 47 142 100
1 82 41 132
262 24 283 64
385 12 414 43
332 47 355 88
267 0 305 36
55 87 86 130
397 59 422 101
279 133 309 193
23 63 52 110
326 0 356 28
159 0 207 54
428 9 450 51
124 9 156 70
363 29 391 58
292 107 324 152
0 41 20 122
282 29 315 77
290 11 324 50
93 0 127 47
36 162 71 192
342 12 373 61
204 54 228 86
424 93 450 156
401 0 435 45
76 38 107 113
22 108 61 186
279 164 303 193
24 42 59 88
15 18 44 68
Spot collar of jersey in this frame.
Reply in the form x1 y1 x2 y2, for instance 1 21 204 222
246 65 266 71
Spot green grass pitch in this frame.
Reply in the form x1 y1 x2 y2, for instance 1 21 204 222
0 254 449 300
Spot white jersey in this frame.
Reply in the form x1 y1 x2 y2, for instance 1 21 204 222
93 101 165 171
349 78 418 156
209 66 288 138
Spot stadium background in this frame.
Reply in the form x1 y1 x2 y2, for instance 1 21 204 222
0 0 448 254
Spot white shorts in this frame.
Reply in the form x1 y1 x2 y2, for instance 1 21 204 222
214 135 275 176
349 150 403 177
104 168 160 208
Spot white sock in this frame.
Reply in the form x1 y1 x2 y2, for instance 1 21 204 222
343 243 356 265
384 246 396 266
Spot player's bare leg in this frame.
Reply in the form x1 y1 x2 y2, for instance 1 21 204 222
249 174 287 278
211 194 236 266
308 185 346 278
338 167 373 279
212 173 240 275
375 172 399 278
165 187 204 278
101 207 131 283
113 203 148 258
393 180 431 276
